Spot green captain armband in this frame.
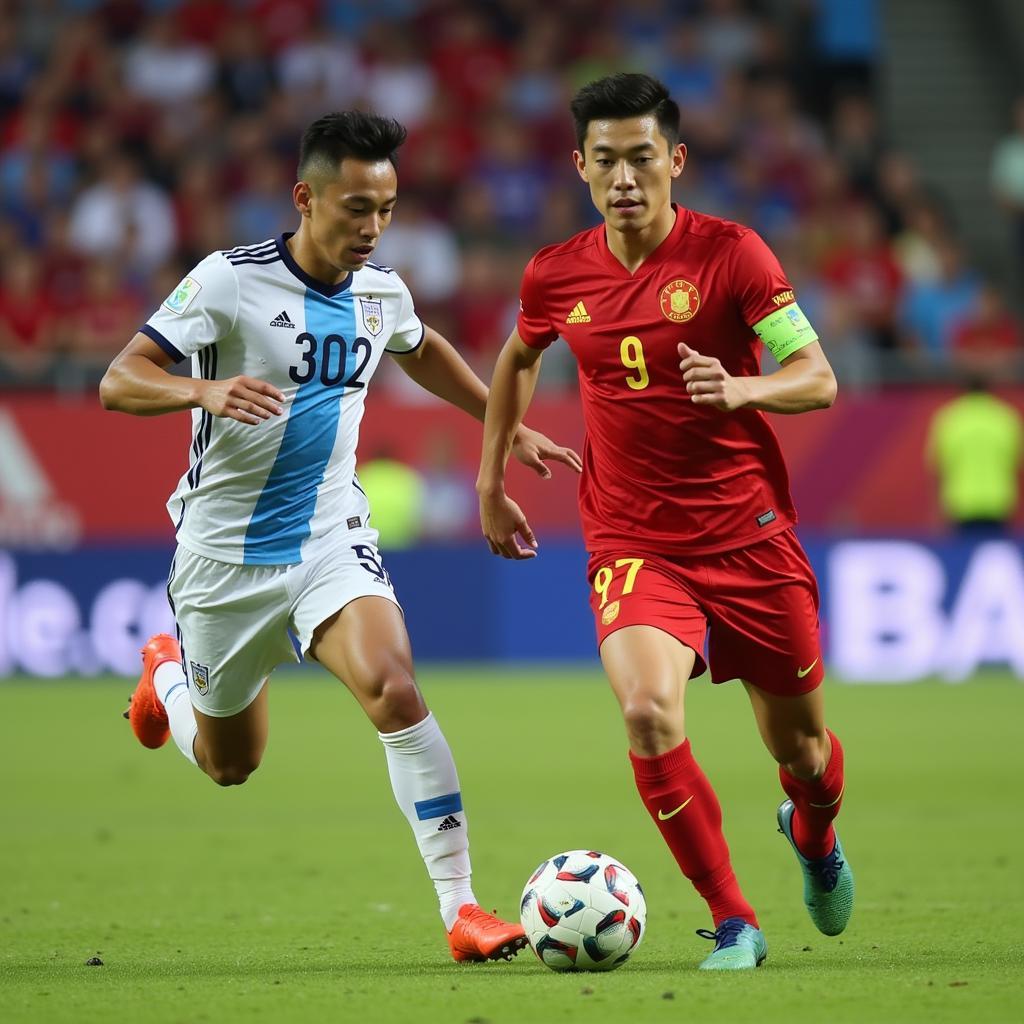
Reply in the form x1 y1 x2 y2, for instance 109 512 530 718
753 302 818 362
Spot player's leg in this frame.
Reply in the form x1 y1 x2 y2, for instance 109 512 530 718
742 681 844 856
601 625 762 965
130 630 272 784
742 680 853 935
702 530 852 935
295 538 524 960
127 548 295 786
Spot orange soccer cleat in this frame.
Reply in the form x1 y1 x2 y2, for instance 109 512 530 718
123 633 181 749
446 904 528 963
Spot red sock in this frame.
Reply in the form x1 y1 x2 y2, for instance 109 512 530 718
779 728 845 859
630 739 758 928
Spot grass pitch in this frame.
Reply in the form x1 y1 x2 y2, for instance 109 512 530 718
1 667 1021 1024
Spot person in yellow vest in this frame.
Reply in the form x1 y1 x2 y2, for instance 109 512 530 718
358 451 426 549
927 375 1024 533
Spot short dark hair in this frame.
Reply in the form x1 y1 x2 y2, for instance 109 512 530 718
570 73 680 153
298 111 408 182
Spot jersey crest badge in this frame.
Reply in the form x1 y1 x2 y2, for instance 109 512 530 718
163 276 203 316
602 600 620 626
659 279 700 323
359 297 383 337
189 660 210 696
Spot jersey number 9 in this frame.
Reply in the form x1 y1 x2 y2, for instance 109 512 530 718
620 336 649 390
290 332 372 389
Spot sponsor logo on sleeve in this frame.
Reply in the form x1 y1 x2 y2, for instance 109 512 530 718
163 277 202 316
772 290 795 306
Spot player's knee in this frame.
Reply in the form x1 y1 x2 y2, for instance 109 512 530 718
774 732 828 779
205 757 260 787
367 666 425 730
621 693 679 748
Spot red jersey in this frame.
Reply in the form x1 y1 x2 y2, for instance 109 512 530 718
517 205 806 556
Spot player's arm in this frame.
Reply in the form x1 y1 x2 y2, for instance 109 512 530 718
476 329 548 559
394 322 581 479
678 338 837 414
99 333 284 423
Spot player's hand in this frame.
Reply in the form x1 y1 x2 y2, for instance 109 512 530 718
678 343 750 411
479 490 538 560
511 425 583 479
198 376 285 425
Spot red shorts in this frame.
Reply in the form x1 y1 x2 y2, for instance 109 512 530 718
587 529 824 696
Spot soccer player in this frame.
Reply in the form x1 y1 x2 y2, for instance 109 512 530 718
477 74 853 970
99 111 582 963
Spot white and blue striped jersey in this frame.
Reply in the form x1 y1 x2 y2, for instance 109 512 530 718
142 234 424 565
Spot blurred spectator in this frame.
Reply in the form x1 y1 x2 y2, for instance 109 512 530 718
252 0 320 53
401 91 480 214
891 196 951 285
701 0 760 70
990 95 1024 282
276 23 362 114
429 6 511 115
40 212 87 317
419 430 478 541
357 453 425 550
0 252 59 382
0 19 38 116
68 151 177 271
0 105 77 208
230 154 295 244
950 283 1023 380
806 0 879 110
451 245 519 370
926 376 1024 534
657 20 723 123
899 240 980 362
742 76 824 216
121 13 215 108
821 202 903 350
372 196 461 306
829 92 883 196
63 260 144 384
362 28 437 132
470 115 553 239
566 24 630 91
216 21 278 114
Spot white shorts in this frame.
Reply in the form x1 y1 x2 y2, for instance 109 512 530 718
167 530 402 717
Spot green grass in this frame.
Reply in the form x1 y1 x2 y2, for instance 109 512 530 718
1 667 1022 1023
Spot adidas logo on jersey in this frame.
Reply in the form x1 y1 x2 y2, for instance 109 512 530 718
269 310 296 328
437 814 461 832
565 301 591 324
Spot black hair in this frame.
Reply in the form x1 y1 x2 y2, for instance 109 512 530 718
298 111 408 181
570 73 680 153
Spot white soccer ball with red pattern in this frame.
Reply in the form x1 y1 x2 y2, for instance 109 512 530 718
520 850 647 971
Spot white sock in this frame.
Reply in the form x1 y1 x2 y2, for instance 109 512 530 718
378 712 476 930
154 660 198 766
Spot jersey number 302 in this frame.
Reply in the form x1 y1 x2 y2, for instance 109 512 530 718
290 332 372 388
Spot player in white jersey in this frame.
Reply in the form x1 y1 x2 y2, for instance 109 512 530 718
99 111 582 962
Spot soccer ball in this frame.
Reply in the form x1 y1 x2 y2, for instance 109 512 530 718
520 850 646 972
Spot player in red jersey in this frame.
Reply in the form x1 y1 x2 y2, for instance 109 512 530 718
478 74 854 971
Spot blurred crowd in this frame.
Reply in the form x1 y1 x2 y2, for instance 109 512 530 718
0 0 1022 394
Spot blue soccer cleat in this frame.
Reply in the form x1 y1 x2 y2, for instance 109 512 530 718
696 917 768 971
777 799 854 936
